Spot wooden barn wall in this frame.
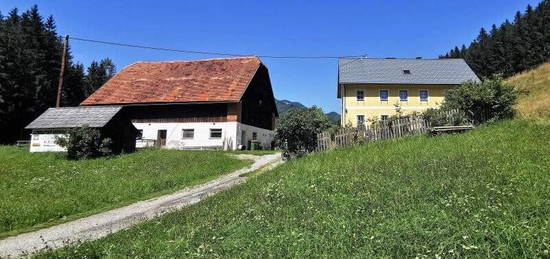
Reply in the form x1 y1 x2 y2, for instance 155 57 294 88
102 113 137 154
240 65 277 130
126 104 228 123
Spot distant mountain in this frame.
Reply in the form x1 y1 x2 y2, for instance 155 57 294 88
275 99 340 124
325 111 341 125
275 99 307 114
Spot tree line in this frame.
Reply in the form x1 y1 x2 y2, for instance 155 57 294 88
442 0 550 78
0 6 115 144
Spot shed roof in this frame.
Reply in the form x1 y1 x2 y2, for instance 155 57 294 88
81 56 263 106
338 58 480 85
26 106 123 129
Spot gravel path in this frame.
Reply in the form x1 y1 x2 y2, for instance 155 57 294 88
0 153 282 258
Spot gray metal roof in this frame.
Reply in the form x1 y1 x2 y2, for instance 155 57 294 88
338 58 480 85
26 106 123 129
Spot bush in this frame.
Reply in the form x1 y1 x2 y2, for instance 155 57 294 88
55 125 112 160
442 77 518 124
275 107 332 159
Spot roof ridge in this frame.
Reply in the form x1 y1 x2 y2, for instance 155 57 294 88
133 56 260 64
49 105 122 109
339 57 465 61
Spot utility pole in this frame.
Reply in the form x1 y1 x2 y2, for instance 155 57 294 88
56 35 69 107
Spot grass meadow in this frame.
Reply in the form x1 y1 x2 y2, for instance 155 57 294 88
39 120 550 258
0 148 250 238
508 62 550 122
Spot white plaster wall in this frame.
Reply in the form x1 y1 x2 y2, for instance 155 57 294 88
133 122 238 150
237 123 275 149
133 121 274 150
29 133 67 152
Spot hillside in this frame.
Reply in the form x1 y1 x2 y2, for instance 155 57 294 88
507 62 550 121
325 111 341 125
275 99 306 114
44 120 550 257
0 149 249 238
276 99 340 124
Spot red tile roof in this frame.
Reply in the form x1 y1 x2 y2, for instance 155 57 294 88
81 56 262 105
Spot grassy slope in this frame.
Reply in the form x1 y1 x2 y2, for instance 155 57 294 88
0 148 250 238
507 62 550 121
41 120 550 258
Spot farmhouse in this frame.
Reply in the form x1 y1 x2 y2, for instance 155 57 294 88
25 106 137 153
81 56 278 150
338 58 480 126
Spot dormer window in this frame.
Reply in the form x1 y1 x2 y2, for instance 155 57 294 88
403 69 411 75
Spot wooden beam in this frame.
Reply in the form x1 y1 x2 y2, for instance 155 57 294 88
56 35 69 107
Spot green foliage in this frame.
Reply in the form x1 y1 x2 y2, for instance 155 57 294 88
84 58 116 96
442 1 550 78
442 78 518 124
41 120 550 257
0 5 116 144
275 107 332 159
0 147 250 237
55 126 112 160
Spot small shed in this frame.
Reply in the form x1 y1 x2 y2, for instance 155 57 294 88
25 106 137 153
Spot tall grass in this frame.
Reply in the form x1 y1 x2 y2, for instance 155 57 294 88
507 62 550 121
0 148 250 238
40 120 550 257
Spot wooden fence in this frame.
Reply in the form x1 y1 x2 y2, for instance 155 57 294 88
316 116 431 152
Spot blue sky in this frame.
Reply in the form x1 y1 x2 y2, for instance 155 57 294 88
1 0 541 113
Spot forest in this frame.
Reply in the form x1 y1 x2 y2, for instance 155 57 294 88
442 0 550 78
0 6 115 143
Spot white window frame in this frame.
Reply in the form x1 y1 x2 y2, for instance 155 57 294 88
356 114 365 126
210 128 222 139
419 89 429 102
380 114 389 121
379 89 389 102
356 90 365 102
399 89 409 102
182 129 194 139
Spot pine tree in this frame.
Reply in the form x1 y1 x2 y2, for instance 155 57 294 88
0 5 101 143
84 58 116 96
441 0 550 78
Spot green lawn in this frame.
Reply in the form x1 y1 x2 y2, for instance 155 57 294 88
0 148 250 238
38 120 550 258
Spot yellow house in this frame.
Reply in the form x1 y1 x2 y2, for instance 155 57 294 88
338 58 479 126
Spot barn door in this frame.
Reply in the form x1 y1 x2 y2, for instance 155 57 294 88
157 130 167 147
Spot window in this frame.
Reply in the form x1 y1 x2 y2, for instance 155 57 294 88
357 115 365 126
380 115 389 121
419 90 429 102
210 128 222 138
379 89 389 101
136 130 143 140
403 69 411 74
356 90 365 101
399 90 408 101
252 132 258 140
182 129 194 139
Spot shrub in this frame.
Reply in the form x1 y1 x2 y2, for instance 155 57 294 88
55 125 112 160
275 107 332 159
442 77 518 124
